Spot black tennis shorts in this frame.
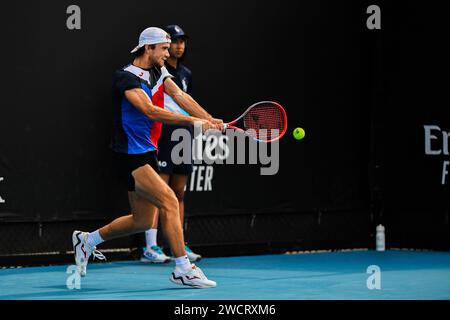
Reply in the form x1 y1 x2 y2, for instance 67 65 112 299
112 151 160 191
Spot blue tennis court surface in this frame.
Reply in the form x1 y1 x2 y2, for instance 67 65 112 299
1 250 449 300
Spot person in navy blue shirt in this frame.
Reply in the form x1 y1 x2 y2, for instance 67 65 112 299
72 27 222 289
140 25 202 264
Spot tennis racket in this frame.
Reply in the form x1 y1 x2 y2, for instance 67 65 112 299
223 101 287 143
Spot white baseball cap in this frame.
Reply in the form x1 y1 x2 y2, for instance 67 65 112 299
131 27 172 53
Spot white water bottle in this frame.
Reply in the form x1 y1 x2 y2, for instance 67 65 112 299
376 225 385 251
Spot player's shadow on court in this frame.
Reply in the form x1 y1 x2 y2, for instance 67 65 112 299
36 285 105 291
1 286 105 300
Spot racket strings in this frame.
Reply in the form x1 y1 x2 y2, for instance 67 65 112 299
243 104 286 140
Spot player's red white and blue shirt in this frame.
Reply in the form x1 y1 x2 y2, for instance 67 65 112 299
111 64 173 154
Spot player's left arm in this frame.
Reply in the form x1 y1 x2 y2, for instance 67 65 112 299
164 77 223 125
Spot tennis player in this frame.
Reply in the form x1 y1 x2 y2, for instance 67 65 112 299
141 24 201 264
72 27 222 288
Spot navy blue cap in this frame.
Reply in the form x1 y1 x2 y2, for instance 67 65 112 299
164 25 189 40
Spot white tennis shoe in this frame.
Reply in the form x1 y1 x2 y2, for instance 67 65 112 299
72 230 106 277
140 246 171 263
170 264 217 288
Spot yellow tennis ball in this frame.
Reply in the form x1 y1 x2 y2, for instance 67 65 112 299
293 127 305 140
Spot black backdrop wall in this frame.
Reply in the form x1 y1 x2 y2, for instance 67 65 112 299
0 1 448 263
368 2 450 249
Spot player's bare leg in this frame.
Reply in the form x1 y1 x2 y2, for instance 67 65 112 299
149 173 171 230
131 165 185 257
98 193 157 240
96 165 184 256
140 173 171 263
73 164 216 288
169 174 188 224
148 173 200 261
169 174 202 262
73 165 173 276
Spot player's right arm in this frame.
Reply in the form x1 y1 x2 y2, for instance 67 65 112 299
124 88 218 130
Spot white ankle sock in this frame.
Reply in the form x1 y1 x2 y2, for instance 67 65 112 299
174 256 191 271
145 229 158 248
87 230 104 248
